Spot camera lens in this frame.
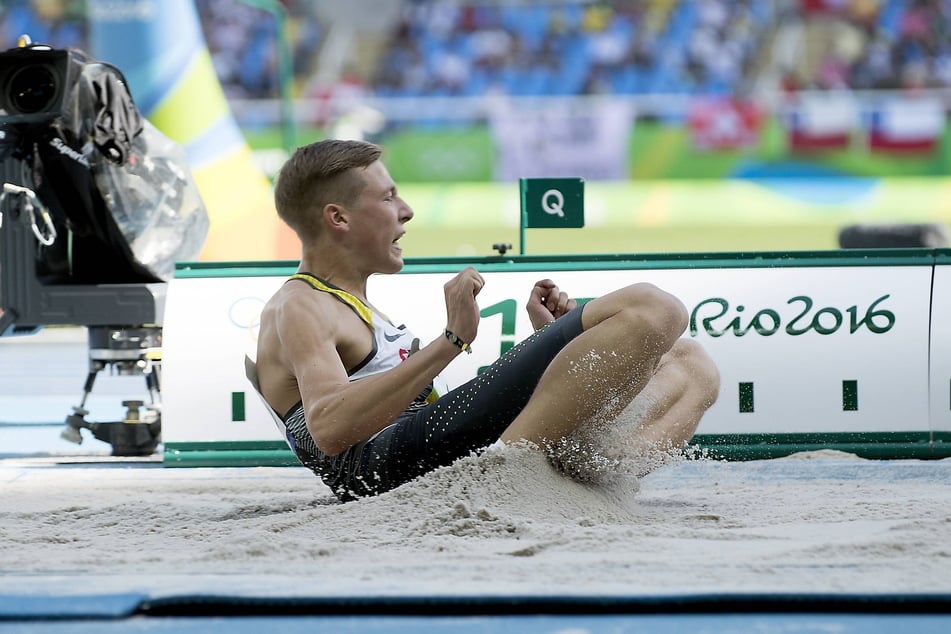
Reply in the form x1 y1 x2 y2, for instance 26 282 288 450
7 64 57 114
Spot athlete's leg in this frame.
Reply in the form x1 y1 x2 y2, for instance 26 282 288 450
500 282 689 446
316 307 589 500
546 337 720 482
621 337 720 452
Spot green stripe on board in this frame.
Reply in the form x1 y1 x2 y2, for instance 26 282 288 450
842 380 858 411
164 432 951 467
164 440 297 467
231 392 246 421
739 382 754 413
697 431 946 460
174 248 944 278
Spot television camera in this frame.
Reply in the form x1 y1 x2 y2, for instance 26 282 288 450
0 39 208 455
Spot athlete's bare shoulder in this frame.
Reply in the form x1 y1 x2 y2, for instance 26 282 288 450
255 282 339 410
258 280 343 362
264 279 369 340
255 278 375 416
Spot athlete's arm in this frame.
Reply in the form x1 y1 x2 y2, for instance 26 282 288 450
283 267 484 456
526 279 577 330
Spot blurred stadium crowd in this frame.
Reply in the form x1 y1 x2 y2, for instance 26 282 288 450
2 0 950 101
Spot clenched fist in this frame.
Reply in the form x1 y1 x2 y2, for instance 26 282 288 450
526 278 576 330
444 266 484 345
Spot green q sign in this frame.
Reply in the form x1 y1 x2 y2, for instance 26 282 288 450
520 178 585 229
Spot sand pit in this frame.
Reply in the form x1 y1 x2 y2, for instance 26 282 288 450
1 445 950 600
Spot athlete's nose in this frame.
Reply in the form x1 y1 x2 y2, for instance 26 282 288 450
399 197 414 223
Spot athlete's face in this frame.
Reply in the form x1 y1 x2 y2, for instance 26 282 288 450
349 160 413 274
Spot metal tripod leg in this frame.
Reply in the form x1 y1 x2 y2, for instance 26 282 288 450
61 363 103 444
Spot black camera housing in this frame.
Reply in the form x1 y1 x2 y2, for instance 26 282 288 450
0 46 74 125
1 44 164 335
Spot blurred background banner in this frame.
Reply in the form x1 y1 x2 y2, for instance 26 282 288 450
783 92 856 152
867 96 944 153
687 98 763 150
3 0 951 258
86 0 283 261
488 97 632 180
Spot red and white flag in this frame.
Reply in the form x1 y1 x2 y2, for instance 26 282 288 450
867 97 944 154
784 93 856 152
688 98 763 151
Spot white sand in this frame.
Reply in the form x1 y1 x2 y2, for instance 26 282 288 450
2 445 950 600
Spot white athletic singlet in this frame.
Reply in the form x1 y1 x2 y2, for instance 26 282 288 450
288 273 440 406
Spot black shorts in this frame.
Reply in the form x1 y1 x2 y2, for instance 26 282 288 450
284 306 586 502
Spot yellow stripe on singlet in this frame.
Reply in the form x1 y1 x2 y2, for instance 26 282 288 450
288 273 373 328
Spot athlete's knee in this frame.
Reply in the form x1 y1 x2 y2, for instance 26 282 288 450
616 283 689 344
667 338 721 406
583 283 688 354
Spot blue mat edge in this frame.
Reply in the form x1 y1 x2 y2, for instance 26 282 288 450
3 592 951 621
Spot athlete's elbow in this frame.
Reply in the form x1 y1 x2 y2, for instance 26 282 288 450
306 417 353 457
311 428 352 457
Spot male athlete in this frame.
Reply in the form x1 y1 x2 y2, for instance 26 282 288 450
254 139 720 501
